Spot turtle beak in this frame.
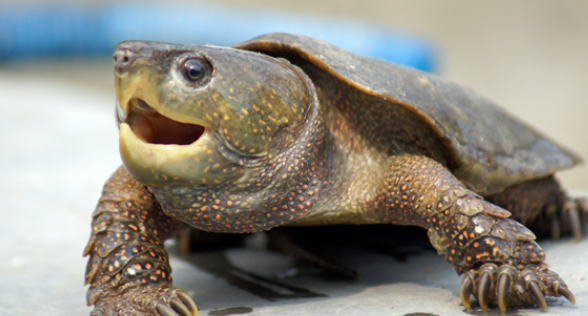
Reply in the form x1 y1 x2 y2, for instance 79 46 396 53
116 99 126 126
123 98 206 146
117 96 223 187
116 84 218 187
114 42 208 147
114 41 241 188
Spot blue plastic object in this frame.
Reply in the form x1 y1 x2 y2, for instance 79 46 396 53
0 3 437 72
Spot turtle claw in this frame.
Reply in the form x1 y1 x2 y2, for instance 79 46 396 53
557 197 588 242
577 198 588 224
528 281 547 312
156 304 178 316
567 206 582 242
477 263 498 310
497 273 511 312
167 298 192 316
91 287 198 316
153 289 198 316
461 263 573 312
176 291 198 315
546 197 588 241
559 286 576 305
460 272 475 309
156 301 197 316
478 273 491 310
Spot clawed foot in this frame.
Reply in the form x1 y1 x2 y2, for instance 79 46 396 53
91 286 197 316
550 197 588 241
460 263 575 312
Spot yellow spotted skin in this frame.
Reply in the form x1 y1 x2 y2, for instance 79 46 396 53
366 154 566 308
86 34 584 315
369 155 541 271
149 99 327 233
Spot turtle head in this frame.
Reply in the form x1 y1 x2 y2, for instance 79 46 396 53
115 41 314 188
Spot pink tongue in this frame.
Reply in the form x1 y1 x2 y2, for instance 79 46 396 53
128 114 154 143
127 102 205 145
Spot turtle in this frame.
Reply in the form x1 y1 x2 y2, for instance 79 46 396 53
84 33 587 316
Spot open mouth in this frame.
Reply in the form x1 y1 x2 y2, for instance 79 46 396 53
126 99 205 145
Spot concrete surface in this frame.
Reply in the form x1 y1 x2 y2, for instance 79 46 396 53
1 1 588 316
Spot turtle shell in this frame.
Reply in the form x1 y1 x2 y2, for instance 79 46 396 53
234 33 581 195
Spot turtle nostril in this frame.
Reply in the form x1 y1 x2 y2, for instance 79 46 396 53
113 42 155 74
113 49 136 72
113 41 156 73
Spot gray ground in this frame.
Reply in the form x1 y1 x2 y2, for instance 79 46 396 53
1 1 587 316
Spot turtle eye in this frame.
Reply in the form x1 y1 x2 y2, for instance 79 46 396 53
183 58 208 82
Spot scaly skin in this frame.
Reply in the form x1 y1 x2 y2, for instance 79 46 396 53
84 167 197 316
367 154 575 310
85 38 582 315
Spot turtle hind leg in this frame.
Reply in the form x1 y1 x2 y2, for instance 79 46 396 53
485 175 587 241
560 197 588 241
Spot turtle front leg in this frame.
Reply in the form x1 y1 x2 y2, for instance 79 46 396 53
370 155 575 311
84 167 197 316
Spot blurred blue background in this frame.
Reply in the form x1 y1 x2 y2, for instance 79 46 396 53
0 2 437 72
0 0 587 188
1 2 588 315
0 0 587 192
